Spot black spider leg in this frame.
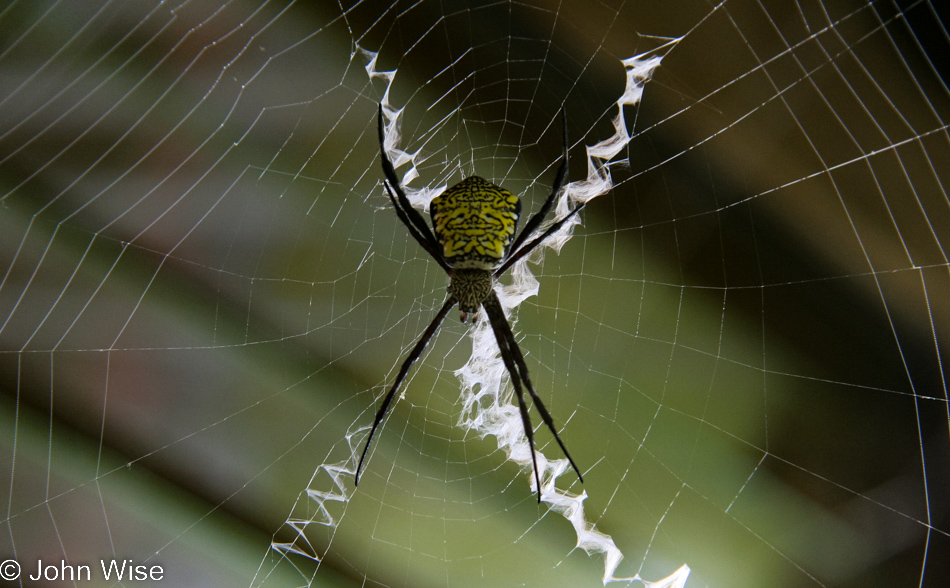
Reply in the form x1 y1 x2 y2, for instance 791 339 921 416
494 202 586 277
481 293 542 502
485 292 584 482
506 109 570 258
377 104 450 272
355 295 458 485
483 292 584 502
495 110 585 277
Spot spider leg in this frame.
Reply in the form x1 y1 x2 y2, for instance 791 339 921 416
482 296 543 502
496 309 585 483
484 293 584 501
377 104 450 272
504 109 570 259
355 295 458 486
381 181 450 272
494 201 586 276
484 293 584 483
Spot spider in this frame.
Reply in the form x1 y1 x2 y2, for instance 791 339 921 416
355 104 585 502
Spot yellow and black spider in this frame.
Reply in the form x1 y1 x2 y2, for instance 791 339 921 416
355 105 585 501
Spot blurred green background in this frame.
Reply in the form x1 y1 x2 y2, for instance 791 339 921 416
1 0 948 586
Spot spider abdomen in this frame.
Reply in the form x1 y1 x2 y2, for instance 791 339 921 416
430 176 522 270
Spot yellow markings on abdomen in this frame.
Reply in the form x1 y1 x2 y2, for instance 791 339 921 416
430 176 521 269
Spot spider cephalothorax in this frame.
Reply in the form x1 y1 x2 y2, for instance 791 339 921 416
355 105 585 501
448 267 493 322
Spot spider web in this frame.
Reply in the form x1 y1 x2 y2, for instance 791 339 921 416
1 1 948 587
